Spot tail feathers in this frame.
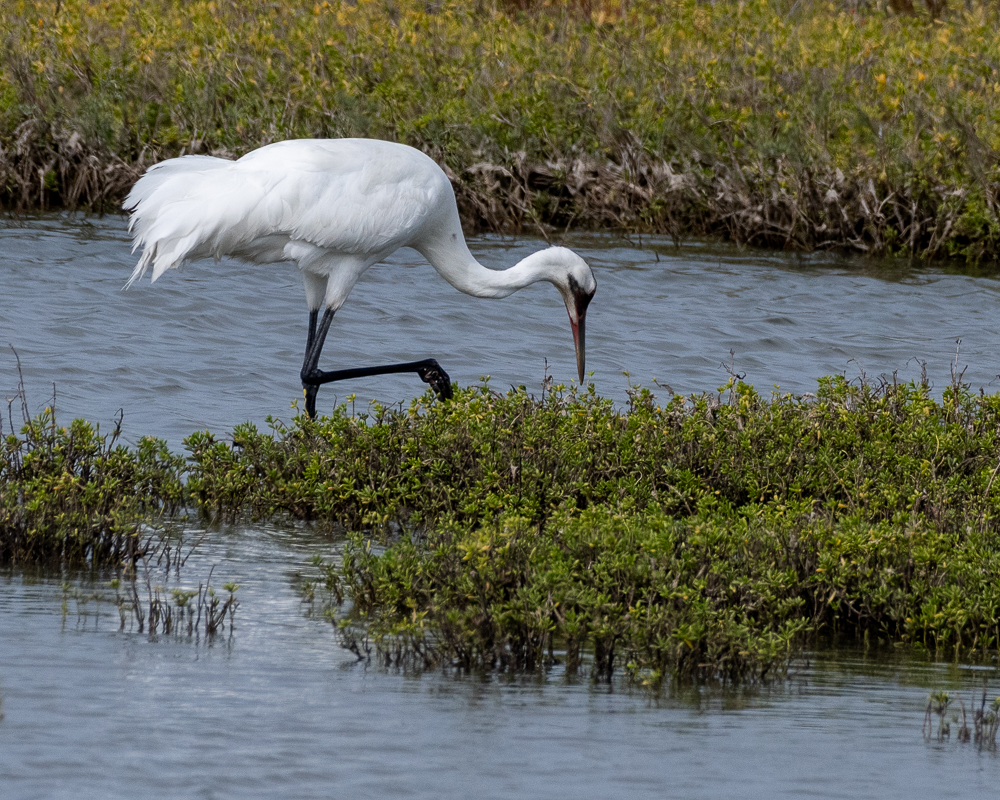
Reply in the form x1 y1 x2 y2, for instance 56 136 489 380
123 155 234 288
124 249 153 289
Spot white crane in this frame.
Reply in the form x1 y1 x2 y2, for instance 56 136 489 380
123 138 597 418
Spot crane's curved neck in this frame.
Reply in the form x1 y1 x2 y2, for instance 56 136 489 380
416 230 561 300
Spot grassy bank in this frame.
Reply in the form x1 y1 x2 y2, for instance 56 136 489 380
8 375 1000 678
2 0 999 260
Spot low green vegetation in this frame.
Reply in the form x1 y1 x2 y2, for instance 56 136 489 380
0 397 185 565
195 376 1000 681
2 0 1000 260
9 373 1000 680
333 501 1000 682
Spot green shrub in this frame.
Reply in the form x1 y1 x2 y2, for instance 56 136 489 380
0 407 185 565
200 376 1000 679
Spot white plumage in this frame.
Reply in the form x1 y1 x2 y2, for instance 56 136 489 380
124 138 596 416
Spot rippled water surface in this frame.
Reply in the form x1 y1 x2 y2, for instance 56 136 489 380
3 215 1000 446
3 217 1000 798
3 525 999 800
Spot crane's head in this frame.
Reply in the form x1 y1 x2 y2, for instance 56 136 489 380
549 248 596 383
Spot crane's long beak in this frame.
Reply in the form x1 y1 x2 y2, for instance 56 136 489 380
571 312 586 383
567 286 593 383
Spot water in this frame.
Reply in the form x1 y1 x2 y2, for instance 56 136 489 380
2 525 999 799
2 216 999 448
3 216 1000 797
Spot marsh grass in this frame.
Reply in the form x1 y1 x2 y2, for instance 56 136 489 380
0 358 186 566
2 0 999 260
59 528 241 637
195 374 1000 680
924 688 1000 746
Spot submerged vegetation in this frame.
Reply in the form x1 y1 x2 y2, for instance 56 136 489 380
923 689 1000 746
2 0 1000 260
106 566 240 638
61 544 241 638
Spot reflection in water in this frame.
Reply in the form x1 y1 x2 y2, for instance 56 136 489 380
3 219 1000 797
1 217 1000 449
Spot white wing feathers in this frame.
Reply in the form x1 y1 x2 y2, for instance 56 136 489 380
123 139 447 288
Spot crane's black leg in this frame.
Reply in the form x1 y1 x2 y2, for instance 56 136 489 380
302 309 322 418
305 309 319 354
300 308 453 419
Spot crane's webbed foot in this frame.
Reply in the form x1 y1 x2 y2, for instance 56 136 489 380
415 359 452 401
